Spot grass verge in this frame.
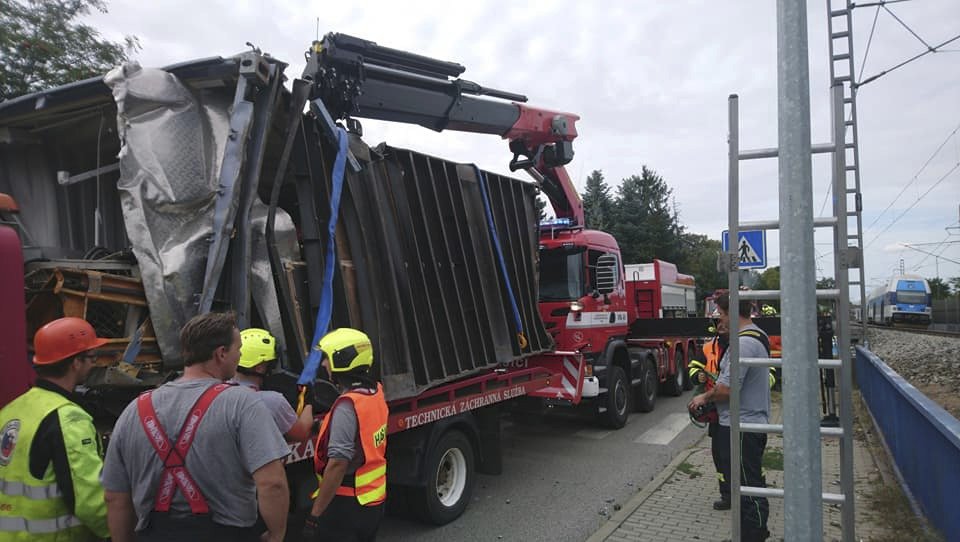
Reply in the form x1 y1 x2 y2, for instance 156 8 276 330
676 461 702 479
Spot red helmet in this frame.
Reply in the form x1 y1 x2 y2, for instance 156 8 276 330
33 318 109 365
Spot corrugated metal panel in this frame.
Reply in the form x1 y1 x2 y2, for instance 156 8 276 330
334 143 551 400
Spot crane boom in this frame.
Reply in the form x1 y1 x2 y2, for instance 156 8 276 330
302 33 584 224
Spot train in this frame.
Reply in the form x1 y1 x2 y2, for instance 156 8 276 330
865 274 932 326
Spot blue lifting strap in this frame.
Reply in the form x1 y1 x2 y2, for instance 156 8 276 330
471 165 527 349
298 126 349 386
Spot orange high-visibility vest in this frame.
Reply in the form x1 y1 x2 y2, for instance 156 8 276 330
769 335 782 358
703 338 723 392
314 383 388 506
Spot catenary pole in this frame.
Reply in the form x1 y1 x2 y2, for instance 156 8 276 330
777 1 823 539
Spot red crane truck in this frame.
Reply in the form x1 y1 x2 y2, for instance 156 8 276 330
302 34 701 431
0 32 698 530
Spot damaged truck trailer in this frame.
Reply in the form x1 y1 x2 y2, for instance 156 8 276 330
0 47 583 529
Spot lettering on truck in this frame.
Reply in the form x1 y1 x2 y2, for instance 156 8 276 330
399 385 528 430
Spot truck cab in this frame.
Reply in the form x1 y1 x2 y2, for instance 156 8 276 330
538 220 627 357
536 220 655 427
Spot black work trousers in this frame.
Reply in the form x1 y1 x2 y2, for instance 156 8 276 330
136 512 260 542
714 425 770 541
310 495 385 542
709 421 730 501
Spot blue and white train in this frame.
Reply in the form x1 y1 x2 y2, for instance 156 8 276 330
865 274 932 326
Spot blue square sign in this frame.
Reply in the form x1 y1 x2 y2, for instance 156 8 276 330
722 230 767 269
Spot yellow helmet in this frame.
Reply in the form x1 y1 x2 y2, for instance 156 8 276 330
318 328 373 373
239 328 277 369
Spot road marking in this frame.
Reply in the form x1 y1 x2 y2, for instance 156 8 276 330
574 428 612 440
633 413 691 445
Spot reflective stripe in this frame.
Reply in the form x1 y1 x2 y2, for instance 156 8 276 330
359 484 386 503
0 480 62 500
354 464 386 487
0 514 83 533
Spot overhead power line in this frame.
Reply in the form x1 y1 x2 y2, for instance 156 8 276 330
858 4 883 82
865 121 960 233
903 241 960 267
866 160 960 248
882 4 932 50
856 33 960 88
904 240 960 247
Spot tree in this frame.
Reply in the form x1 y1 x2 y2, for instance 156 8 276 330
0 0 139 100
816 277 836 289
534 195 549 221
948 276 960 297
674 232 724 306
756 266 781 291
581 170 613 231
610 166 679 264
928 277 951 299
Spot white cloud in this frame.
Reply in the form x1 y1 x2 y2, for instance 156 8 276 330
82 0 960 294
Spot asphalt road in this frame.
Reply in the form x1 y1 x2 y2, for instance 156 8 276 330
380 391 703 542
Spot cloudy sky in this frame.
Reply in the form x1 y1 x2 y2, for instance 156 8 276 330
85 0 960 300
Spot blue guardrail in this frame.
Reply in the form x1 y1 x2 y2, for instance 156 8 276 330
856 346 960 540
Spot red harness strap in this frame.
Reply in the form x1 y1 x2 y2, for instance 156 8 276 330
136 383 232 514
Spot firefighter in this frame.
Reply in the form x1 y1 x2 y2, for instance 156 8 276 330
0 317 110 541
302 328 388 542
235 328 314 441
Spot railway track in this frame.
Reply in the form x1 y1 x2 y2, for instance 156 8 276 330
862 322 960 339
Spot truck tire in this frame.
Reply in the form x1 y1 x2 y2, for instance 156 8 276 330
661 351 684 397
599 365 630 429
634 359 657 413
412 430 475 525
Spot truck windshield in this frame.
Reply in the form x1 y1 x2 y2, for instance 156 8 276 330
539 247 585 301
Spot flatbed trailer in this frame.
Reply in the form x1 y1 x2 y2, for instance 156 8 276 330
283 352 582 525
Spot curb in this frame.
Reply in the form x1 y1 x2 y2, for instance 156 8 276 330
584 438 705 542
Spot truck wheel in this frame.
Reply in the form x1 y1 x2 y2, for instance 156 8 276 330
599 365 630 429
413 430 475 525
634 359 657 413
662 352 684 397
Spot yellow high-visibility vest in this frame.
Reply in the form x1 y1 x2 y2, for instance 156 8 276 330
0 387 108 541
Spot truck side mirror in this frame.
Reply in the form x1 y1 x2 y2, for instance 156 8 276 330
595 255 618 295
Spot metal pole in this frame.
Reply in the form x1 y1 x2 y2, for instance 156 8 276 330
727 93 743 542
831 83 857 542
777 1 823 540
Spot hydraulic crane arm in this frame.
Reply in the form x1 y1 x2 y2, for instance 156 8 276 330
302 33 583 224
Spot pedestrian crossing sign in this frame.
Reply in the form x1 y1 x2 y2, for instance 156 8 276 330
721 230 767 269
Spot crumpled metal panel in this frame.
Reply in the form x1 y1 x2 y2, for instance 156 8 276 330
249 202 299 352
105 63 297 365
334 141 552 401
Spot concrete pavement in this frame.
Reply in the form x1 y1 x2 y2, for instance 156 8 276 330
587 397 894 542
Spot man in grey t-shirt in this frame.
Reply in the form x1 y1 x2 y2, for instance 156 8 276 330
233 328 314 442
103 312 291 542
688 294 770 542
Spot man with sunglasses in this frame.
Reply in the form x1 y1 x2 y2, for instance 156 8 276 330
0 317 110 541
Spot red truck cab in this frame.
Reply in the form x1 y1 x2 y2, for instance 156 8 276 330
538 221 628 354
